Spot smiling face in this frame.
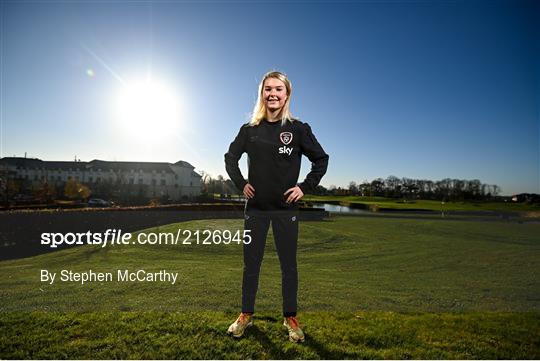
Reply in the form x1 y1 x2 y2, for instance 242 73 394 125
263 77 288 113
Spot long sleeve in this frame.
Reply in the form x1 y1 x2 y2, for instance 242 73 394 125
298 123 329 194
224 125 249 192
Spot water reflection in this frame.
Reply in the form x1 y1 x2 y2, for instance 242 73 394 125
312 203 372 214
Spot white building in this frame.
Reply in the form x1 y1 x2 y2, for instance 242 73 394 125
0 157 202 201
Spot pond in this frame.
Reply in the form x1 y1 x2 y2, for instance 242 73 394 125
311 202 372 214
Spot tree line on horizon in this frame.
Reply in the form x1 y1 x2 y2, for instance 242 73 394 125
203 173 505 201
333 176 501 201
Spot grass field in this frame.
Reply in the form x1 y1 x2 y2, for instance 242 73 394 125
2 311 538 359
215 194 540 212
1 215 539 358
302 195 540 212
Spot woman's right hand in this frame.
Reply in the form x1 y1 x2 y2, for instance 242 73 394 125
243 183 255 199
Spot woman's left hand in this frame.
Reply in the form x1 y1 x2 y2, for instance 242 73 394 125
284 186 304 203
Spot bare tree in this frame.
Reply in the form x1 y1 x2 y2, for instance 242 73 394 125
348 181 358 195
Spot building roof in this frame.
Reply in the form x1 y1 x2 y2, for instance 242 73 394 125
174 160 195 169
0 157 88 170
0 157 45 168
0 157 199 176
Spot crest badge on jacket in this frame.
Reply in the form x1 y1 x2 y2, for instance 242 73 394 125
280 132 293 145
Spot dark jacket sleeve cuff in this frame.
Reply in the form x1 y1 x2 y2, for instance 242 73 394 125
239 179 248 191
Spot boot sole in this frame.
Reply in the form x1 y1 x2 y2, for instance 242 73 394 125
289 335 305 343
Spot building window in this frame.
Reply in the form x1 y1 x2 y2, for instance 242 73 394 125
89 177 93 183
190 181 193 186
160 179 166 186
138 178 143 184
96 177 101 183
129 178 134 184
152 179 157 186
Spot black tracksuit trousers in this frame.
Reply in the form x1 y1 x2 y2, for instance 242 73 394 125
242 212 298 317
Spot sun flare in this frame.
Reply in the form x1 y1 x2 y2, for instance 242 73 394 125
114 78 181 138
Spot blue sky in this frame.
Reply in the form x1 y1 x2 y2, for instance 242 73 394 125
1 0 538 196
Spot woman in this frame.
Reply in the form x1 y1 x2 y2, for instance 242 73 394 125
224 71 329 343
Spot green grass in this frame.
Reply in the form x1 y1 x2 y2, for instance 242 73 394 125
1 216 538 312
1 216 539 358
1 311 538 359
303 195 540 212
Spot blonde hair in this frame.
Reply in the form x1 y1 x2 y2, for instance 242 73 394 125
248 71 295 126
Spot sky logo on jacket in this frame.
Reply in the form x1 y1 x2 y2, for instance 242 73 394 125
279 132 293 155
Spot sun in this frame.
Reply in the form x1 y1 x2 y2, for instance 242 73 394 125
114 77 181 139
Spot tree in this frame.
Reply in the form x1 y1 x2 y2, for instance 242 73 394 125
199 171 212 194
370 179 384 196
348 181 358 195
385 175 401 198
356 181 367 196
64 179 91 200
34 180 56 202
217 175 225 195
314 184 328 195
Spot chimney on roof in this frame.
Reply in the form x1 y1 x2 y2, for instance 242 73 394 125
24 152 27 158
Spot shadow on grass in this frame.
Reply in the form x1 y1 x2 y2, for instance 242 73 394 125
246 324 284 358
304 333 363 359
254 315 278 323
244 320 361 359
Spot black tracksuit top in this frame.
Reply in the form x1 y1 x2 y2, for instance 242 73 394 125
224 118 329 211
